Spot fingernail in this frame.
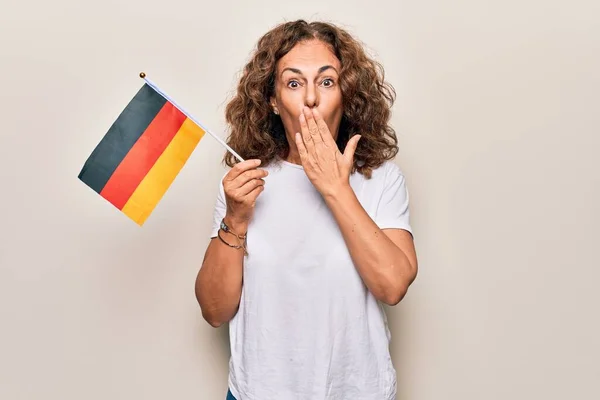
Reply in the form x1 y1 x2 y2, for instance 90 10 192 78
255 159 261 165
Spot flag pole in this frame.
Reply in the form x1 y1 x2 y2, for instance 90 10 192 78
138 72 245 163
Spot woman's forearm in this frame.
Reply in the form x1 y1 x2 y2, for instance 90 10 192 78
324 185 417 305
195 217 247 327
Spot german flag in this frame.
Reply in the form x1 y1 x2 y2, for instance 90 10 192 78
78 82 205 226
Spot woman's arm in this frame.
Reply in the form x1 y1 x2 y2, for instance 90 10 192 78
195 160 267 327
195 217 248 327
323 186 417 305
294 107 418 305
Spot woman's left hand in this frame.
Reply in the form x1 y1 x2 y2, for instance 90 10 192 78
295 106 361 197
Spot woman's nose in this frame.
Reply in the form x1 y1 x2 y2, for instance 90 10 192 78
304 85 318 108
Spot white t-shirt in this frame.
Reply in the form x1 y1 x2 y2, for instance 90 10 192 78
209 159 413 400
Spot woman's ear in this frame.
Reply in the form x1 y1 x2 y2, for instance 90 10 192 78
270 97 279 115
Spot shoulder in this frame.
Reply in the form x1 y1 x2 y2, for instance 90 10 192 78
361 160 407 186
381 160 405 177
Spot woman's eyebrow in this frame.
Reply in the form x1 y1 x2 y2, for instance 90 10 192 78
280 65 339 77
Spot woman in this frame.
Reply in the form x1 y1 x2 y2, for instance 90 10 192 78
195 19 418 400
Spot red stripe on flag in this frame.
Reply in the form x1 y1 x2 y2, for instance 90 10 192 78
100 102 187 210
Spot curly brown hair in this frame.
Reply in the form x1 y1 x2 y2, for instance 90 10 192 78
223 19 399 178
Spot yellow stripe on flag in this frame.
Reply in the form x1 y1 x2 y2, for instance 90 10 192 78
122 118 205 225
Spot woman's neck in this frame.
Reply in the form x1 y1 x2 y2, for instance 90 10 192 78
285 141 302 165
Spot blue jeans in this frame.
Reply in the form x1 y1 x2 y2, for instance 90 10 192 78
226 389 237 400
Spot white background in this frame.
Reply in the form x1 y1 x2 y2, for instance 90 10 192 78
1 0 598 398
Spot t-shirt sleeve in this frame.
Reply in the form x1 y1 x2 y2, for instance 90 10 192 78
209 174 227 239
374 162 413 236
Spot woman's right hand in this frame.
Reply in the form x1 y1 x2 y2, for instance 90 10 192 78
222 159 268 232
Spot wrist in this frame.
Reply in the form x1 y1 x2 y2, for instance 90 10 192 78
322 182 353 201
223 214 249 234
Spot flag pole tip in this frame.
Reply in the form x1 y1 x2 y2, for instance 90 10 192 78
139 72 146 78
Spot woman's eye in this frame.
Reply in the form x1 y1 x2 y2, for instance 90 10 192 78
322 78 334 87
288 80 300 88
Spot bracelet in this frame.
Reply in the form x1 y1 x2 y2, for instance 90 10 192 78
217 229 244 249
220 218 247 240
218 219 248 255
